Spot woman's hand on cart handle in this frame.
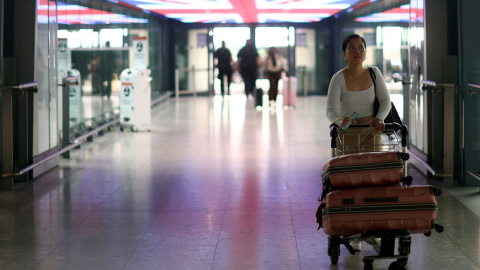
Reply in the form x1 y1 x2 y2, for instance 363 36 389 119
371 118 385 132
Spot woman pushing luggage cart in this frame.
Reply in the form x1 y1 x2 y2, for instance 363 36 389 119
316 123 444 270
320 34 443 269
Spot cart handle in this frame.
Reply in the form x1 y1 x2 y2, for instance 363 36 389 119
329 123 408 148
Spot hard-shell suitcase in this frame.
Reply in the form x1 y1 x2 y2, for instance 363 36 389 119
322 151 409 188
283 76 297 107
318 185 441 236
255 88 263 107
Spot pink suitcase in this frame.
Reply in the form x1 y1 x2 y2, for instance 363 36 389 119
283 76 297 107
318 185 441 236
322 151 409 188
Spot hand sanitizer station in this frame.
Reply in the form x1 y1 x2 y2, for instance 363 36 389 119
119 68 151 131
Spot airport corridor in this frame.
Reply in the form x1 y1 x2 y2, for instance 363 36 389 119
0 95 479 270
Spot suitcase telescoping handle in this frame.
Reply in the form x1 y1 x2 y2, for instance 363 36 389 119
329 123 408 148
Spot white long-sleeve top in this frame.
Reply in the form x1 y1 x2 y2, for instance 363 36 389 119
264 54 287 73
326 66 391 126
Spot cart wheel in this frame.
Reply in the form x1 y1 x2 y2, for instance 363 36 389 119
424 231 432 237
388 261 406 270
364 263 374 270
363 258 374 270
329 245 340 264
120 126 124 132
328 237 340 265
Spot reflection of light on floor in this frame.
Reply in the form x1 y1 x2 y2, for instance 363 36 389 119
213 78 405 122
213 77 285 96
82 74 121 95
81 95 120 120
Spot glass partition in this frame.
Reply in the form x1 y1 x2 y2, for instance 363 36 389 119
57 0 163 135
409 0 426 153
36 0 59 154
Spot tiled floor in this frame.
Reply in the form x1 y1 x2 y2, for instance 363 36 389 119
1 95 479 270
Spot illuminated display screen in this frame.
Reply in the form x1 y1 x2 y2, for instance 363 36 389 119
115 0 360 23
38 0 148 24
38 0 414 25
355 4 422 23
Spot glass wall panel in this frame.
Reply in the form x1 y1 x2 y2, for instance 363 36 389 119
409 0 426 153
460 0 480 186
36 0 58 155
57 0 163 136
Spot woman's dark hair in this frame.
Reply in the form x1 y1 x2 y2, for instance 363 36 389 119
341 34 366 53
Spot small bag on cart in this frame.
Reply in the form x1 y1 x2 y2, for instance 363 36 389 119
369 67 403 132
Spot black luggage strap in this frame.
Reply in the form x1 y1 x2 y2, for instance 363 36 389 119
364 197 399 203
316 182 331 230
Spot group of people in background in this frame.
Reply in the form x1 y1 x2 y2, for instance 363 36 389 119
214 40 289 107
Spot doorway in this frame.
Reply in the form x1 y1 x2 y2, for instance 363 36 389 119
212 26 293 96
212 27 251 95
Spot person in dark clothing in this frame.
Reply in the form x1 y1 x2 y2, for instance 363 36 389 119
90 52 103 95
100 41 119 99
237 39 261 98
214 41 233 96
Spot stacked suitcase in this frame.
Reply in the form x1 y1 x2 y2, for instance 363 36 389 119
316 124 444 270
282 76 297 108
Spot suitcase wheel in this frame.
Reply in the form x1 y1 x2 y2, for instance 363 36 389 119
429 186 442 196
402 176 413 185
363 259 374 270
434 224 444 233
388 260 406 270
399 152 410 160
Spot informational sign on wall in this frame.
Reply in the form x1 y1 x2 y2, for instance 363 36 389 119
132 36 148 69
68 69 82 126
58 38 71 78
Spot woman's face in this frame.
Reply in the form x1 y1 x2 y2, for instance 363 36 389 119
343 38 366 64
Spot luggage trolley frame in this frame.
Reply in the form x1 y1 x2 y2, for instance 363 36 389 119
322 123 444 270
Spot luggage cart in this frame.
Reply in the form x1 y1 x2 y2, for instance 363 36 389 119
320 123 444 270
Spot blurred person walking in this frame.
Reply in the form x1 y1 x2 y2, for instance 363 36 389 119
264 47 289 107
237 39 261 99
214 41 233 96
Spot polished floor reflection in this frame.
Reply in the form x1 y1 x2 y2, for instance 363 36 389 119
1 95 479 270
